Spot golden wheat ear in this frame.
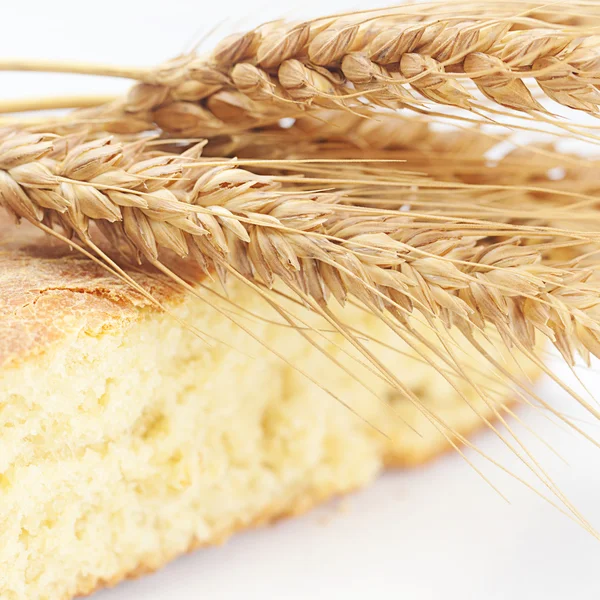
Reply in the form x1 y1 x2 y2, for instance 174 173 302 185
2 123 600 534
4 2 600 138
2 126 600 371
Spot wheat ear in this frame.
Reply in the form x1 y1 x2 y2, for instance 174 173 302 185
4 3 600 137
205 110 600 242
2 128 600 370
5 125 600 531
64 6 600 137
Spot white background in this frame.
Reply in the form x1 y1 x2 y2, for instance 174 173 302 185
3 1 600 598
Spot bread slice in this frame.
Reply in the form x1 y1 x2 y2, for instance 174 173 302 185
0 222 539 599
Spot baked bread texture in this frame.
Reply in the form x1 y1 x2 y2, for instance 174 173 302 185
0 221 539 599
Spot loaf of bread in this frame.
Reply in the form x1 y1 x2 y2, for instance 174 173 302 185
0 221 539 599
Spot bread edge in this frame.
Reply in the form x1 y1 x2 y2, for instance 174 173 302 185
72 395 517 599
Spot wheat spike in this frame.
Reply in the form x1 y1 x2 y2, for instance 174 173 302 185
5 4 600 137
2 127 600 372
37 5 595 138
4 116 600 533
204 110 600 238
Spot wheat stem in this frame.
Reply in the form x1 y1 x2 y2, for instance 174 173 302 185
0 94 117 114
0 58 150 80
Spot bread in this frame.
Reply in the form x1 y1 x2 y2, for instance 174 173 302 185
0 221 540 599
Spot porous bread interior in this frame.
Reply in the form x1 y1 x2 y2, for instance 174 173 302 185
0 278 531 600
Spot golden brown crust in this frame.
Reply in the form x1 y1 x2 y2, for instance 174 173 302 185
0 220 191 369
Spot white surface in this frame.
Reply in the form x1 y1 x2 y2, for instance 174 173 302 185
3 1 600 598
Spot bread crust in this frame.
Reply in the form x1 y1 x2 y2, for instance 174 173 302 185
0 221 188 369
73 482 352 599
